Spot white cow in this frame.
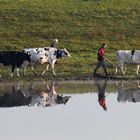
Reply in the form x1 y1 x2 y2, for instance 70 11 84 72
115 50 140 75
116 81 140 103
23 47 71 76
23 48 47 75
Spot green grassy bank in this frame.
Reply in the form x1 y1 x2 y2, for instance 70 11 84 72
0 0 140 78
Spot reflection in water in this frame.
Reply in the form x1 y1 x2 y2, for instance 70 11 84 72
95 79 108 111
116 81 140 103
0 80 140 109
0 81 71 107
94 79 140 111
1 80 140 140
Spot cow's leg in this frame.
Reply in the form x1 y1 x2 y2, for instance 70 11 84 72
23 67 27 76
114 61 119 75
114 61 121 75
42 64 49 75
16 68 20 77
11 65 15 78
31 66 37 76
51 82 57 95
114 67 118 75
22 64 27 76
51 61 56 76
22 61 29 76
136 65 140 75
120 65 125 75
118 61 125 75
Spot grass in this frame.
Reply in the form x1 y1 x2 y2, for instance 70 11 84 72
0 0 140 78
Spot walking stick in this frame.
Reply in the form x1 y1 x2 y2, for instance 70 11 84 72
104 57 116 67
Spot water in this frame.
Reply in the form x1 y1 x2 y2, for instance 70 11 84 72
0 80 140 140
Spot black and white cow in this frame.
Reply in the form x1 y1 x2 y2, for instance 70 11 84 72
115 50 140 75
0 82 71 107
0 51 31 77
41 47 71 76
0 86 31 107
23 47 71 76
23 48 47 75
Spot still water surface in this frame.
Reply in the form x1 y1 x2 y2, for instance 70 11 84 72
0 80 140 140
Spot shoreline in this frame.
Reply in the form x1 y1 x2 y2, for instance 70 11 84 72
0 74 140 82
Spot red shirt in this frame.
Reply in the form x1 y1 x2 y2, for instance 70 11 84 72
98 47 105 56
99 98 106 107
97 47 105 60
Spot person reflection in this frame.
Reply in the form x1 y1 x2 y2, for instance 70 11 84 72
95 79 108 111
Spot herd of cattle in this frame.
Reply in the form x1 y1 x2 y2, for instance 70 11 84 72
0 47 71 77
0 48 140 77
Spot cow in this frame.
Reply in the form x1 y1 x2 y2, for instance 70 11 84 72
114 50 140 75
23 47 71 76
116 81 140 103
0 81 71 107
41 47 71 76
28 82 71 107
0 86 31 107
0 51 31 77
23 48 47 76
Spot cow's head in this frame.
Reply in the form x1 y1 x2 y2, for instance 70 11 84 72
23 52 31 62
55 48 71 58
62 48 71 57
56 95 71 104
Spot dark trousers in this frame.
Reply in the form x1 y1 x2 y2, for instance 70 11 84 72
94 60 108 75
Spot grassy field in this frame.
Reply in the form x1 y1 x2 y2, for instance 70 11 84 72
0 0 140 78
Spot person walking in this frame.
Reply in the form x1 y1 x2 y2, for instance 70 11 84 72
50 39 58 48
93 43 109 76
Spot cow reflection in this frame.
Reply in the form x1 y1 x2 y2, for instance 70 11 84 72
0 82 71 107
95 79 108 111
116 81 140 103
0 86 31 107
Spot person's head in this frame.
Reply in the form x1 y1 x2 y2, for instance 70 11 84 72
101 43 107 48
